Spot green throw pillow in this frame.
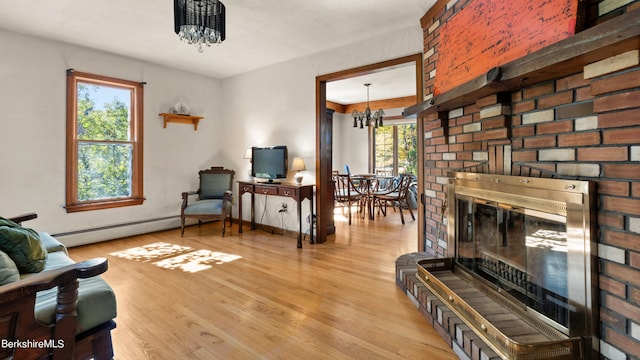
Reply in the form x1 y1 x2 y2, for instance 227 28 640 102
0 250 20 285
0 217 47 273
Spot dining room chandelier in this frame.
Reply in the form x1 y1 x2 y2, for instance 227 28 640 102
174 0 226 52
352 83 385 129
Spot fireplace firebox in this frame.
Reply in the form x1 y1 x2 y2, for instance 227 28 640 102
416 172 598 359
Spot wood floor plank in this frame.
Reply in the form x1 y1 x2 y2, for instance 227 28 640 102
68 211 457 359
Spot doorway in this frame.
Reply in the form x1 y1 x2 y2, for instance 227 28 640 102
315 53 423 244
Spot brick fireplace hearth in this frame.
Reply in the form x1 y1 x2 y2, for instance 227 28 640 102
397 253 493 359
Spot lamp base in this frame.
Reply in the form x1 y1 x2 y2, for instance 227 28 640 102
294 174 303 184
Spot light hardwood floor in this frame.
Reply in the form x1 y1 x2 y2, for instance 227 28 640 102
69 209 457 360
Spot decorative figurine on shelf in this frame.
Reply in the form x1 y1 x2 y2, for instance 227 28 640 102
170 101 191 115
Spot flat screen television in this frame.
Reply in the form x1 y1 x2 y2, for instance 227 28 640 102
251 145 288 183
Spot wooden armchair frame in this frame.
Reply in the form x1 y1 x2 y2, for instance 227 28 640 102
1 213 115 360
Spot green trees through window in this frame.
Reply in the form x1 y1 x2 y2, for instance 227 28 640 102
375 125 394 175
374 123 417 176
76 84 132 201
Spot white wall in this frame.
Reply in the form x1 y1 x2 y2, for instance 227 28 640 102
0 30 225 245
222 25 423 231
0 22 422 243
333 112 369 175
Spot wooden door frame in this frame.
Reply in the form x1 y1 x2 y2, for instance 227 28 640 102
315 53 424 245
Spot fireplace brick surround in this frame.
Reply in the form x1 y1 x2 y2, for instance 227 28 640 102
399 1 640 359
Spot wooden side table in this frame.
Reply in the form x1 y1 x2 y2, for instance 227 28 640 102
238 181 314 248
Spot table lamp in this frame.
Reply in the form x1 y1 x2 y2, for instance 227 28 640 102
291 157 306 184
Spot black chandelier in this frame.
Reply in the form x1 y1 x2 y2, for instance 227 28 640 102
174 0 226 52
352 83 385 129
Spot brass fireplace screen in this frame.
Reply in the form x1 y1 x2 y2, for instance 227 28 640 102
417 172 598 359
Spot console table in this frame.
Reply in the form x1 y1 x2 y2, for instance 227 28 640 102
238 181 314 248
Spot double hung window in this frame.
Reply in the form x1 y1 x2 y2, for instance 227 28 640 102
65 70 144 212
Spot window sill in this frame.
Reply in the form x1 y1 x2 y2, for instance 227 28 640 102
65 197 145 213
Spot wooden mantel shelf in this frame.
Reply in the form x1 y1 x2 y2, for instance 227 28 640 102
404 8 640 117
159 113 204 131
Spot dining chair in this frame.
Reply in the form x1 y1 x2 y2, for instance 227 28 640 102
333 173 365 225
372 173 416 224
350 174 380 220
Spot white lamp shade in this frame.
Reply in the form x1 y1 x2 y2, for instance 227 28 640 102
291 157 306 171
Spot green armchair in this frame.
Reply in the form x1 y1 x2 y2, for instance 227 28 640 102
181 167 235 237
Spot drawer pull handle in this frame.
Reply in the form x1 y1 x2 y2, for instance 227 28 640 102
283 191 289 195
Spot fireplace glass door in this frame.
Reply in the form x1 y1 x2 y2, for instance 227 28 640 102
455 196 570 330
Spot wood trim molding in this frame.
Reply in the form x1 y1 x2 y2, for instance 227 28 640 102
341 95 417 114
328 96 417 114
316 53 423 246
317 54 424 83
326 101 346 113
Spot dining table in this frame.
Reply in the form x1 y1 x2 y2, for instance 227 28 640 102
351 174 393 220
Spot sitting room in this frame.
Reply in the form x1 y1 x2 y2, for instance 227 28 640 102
1 0 639 359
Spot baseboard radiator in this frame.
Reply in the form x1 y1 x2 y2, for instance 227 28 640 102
52 216 181 247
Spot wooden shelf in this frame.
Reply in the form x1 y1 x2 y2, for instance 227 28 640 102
159 113 203 131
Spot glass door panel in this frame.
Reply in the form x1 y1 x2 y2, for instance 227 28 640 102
524 210 569 328
473 201 499 285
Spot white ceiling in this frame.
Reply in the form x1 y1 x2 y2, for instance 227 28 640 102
326 63 417 104
0 0 434 103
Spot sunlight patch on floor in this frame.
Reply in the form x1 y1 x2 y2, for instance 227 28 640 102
333 205 362 223
109 241 242 273
154 249 242 273
109 242 192 261
333 214 348 223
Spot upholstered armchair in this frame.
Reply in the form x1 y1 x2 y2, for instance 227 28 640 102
181 167 235 237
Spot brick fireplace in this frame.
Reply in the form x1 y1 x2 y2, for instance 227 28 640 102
397 1 640 359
